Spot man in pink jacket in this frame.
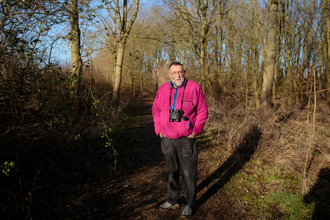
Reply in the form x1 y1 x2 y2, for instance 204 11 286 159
152 62 208 218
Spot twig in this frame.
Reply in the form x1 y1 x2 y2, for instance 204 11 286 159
314 147 330 162
45 156 61 175
26 170 41 220
303 65 316 194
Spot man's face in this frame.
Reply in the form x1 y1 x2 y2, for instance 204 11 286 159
168 65 185 88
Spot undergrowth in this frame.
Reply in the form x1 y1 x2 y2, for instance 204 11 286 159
0 67 131 219
203 96 330 219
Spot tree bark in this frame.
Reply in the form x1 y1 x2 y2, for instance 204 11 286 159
326 12 330 104
69 0 82 111
112 0 140 103
249 0 261 109
113 42 125 102
261 0 278 110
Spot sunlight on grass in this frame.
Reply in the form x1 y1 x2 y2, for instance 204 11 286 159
263 165 284 185
224 158 314 219
265 191 313 220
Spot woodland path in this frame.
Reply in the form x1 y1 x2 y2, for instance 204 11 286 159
103 99 251 220
4 98 326 219
0 99 253 220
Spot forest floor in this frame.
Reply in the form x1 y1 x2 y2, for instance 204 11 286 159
2 99 329 219
59 99 257 220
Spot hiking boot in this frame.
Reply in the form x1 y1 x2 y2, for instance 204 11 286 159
159 201 179 211
181 205 192 218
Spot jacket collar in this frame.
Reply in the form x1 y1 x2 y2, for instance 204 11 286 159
170 79 186 89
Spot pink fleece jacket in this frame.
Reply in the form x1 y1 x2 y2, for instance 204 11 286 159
152 80 208 139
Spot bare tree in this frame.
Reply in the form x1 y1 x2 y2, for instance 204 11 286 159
321 0 330 104
0 0 66 126
69 0 83 110
247 0 265 109
88 0 327 110
94 0 140 103
261 0 278 109
163 0 226 92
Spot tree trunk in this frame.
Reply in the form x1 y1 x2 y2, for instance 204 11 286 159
261 0 278 109
111 0 140 103
326 16 330 104
200 45 206 92
253 50 261 109
249 0 261 109
112 43 125 103
69 0 82 111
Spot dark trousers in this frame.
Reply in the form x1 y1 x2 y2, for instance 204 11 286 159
161 137 198 206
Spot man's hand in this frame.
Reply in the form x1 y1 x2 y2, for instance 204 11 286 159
159 132 165 138
187 132 196 139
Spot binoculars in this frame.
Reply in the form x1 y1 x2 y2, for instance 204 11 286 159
169 109 188 122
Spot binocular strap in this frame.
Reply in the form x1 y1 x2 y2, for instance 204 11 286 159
169 80 188 113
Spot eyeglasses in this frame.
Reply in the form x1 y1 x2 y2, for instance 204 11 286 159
170 70 184 76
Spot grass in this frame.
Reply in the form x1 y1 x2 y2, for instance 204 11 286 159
201 97 330 219
222 159 314 219
264 191 313 219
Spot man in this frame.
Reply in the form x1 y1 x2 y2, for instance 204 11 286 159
152 62 208 218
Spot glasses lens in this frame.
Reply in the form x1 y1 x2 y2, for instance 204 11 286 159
171 71 183 76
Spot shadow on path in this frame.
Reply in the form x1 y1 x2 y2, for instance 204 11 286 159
304 167 330 220
194 125 262 212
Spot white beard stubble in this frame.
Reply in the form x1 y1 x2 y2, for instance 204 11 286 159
171 76 184 88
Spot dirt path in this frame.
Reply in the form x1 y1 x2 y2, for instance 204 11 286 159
106 99 250 220
1 99 256 219
4 98 328 219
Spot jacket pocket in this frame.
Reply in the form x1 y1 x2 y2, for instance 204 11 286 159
182 100 194 116
183 100 194 109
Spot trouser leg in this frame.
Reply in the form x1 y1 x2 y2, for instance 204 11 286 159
178 137 198 206
161 138 179 204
